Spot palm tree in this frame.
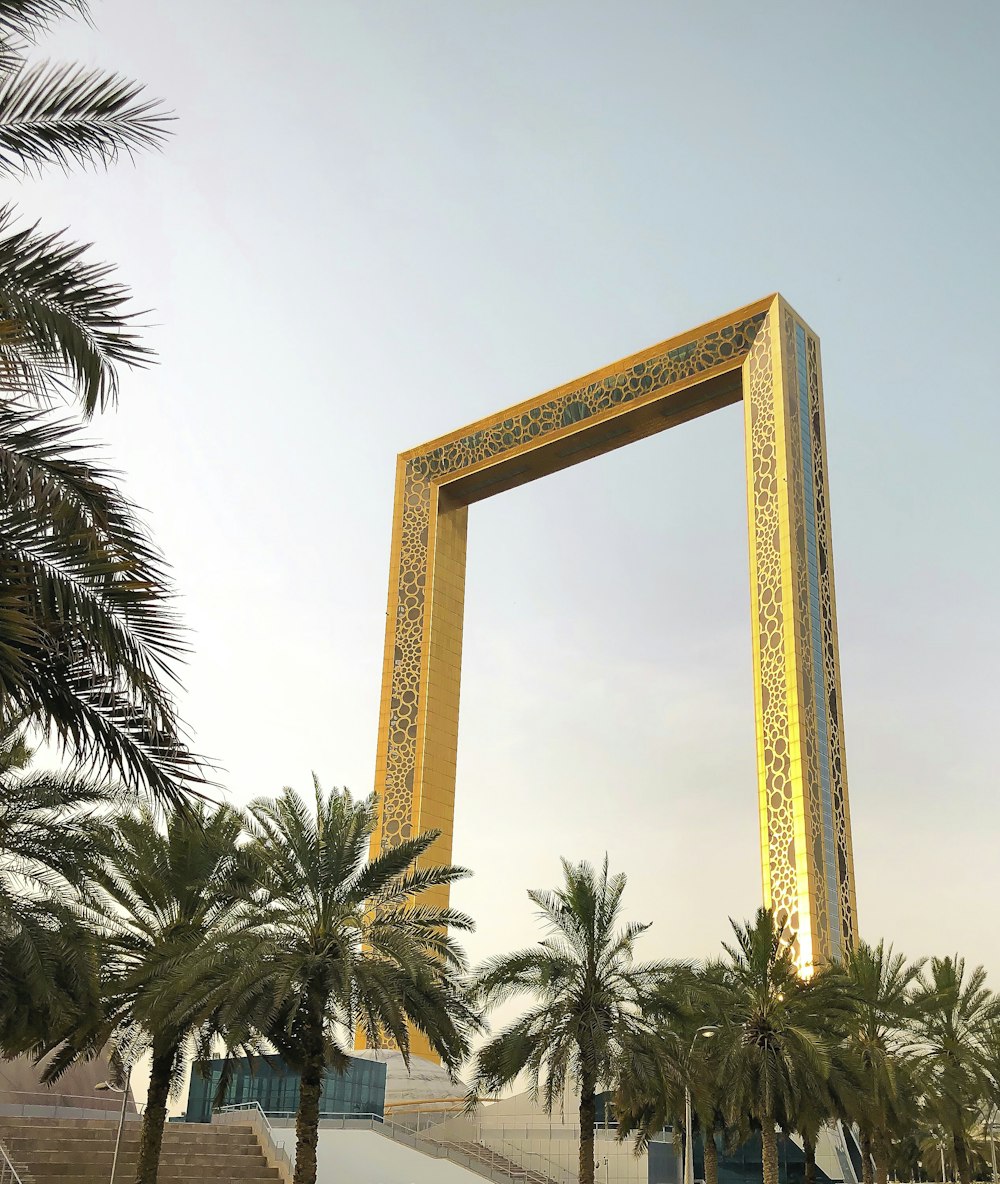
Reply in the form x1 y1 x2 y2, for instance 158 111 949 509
244 779 478 1184
841 940 924 1184
45 801 262 1184
0 3 202 807
613 962 738 1184
981 1020 1000 1171
469 856 669 1184
709 908 854 1184
911 956 1000 1184
0 720 115 1054
790 1036 861 1184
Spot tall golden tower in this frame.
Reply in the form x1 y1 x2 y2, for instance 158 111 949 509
365 296 857 1058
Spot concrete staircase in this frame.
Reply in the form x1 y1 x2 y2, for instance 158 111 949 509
0 1116 280 1184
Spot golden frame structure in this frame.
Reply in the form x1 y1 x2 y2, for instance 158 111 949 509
367 295 857 1058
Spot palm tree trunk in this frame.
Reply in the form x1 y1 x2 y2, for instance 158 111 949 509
861 1129 875 1184
293 1051 325 1184
704 1126 719 1184
874 1140 890 1184
133 1046 175 1184
803 1130 817 1184
762 1118 779 1184
578 1076 596 1184
952 1133 970 1184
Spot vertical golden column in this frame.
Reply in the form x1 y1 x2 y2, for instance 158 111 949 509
413 490 468 885
804 331 858 951
744 297 857 969
365 462 467 1062
743 302 814 966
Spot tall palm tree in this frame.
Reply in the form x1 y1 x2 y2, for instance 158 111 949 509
469 856 669 1184
709 908 854 1184
613 962 738 1184
981 1020 1000 1150
244 779 479 1184
0 720 115 1054
0 2 201 807
842 940 924 1184
790 1036 860 1184
45 801 262 1184
911 956 1000 1184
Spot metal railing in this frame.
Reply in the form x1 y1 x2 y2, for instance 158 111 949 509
0 1140 25 1184
497 1136 574 1184
218 1100 282 1130
0 1090 142 1120
219 1104 386 1124
215 1101 294 1184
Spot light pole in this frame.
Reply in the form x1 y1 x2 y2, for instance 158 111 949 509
95 1065 132 1184
684 1025 718 1184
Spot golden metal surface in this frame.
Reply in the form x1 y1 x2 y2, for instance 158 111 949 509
364 295 857 1057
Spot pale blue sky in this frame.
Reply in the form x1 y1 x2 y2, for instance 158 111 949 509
25 1 1000 980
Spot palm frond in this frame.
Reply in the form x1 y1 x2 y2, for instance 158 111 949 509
0 401 208 808
0 60 170 179
0 1 90 73
0 207 153 413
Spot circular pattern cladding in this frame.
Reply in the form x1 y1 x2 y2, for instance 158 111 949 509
414 315 766 482
806 333 855 948
747 319 799 950
783 311 830 958
377 313 766 852
380 469 430 849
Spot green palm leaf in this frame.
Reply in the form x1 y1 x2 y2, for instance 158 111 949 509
0 207 152 414
0 1 89 72
0 59 170 179
0 401 207 806
469 856 670 1184
245 780 479 1184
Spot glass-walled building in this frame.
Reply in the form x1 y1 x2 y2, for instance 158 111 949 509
648 1128 857 1184
184 1054 386 1124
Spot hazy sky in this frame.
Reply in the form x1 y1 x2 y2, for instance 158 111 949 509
24 1 1000 986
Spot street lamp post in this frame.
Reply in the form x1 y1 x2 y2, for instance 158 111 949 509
95 1065 132 1184
684 1026 719 1184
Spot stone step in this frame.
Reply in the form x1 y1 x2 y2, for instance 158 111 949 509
0 1120 254 1140
0 1131 257 1150
28 1177 278 1184
0 1133 258 1152
1 1130 256 1143
17 1147 271 1167
0 1117 253 1132
27 1172 278 1182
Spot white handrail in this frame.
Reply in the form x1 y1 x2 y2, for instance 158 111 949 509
217 1104 386 1124
215 1100 295 1184
217 1100 277 1132
0 1140 25 1184
0 1090 141 1120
